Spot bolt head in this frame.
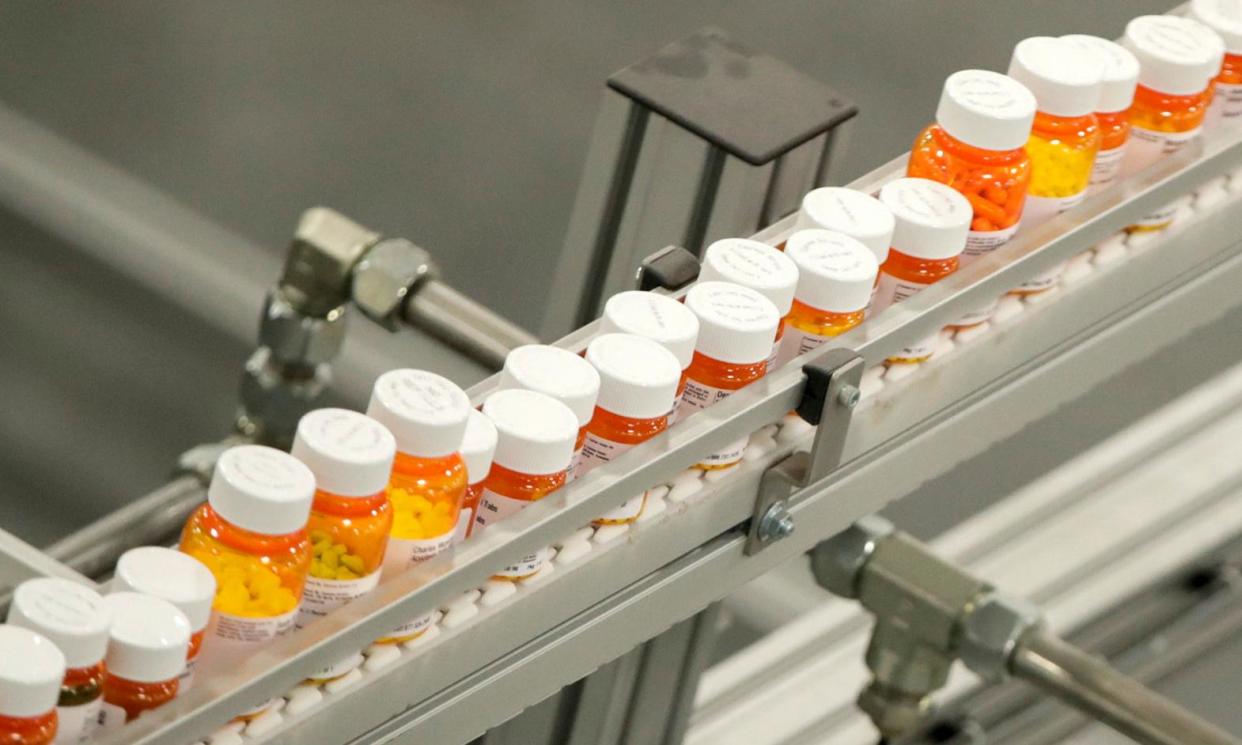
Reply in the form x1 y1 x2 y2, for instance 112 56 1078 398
758 502 795 543
351 238 435 330
957 592 1043 680
838 384 861 409
258 291 348 366
810 514 894 598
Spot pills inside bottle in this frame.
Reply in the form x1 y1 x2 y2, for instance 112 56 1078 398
778 229 878 366
98 593 191 728
697 238 798 372
0 625 64 745
454 410 499 544
599 291 699 424
1189 0 1242 126
498 345 600 481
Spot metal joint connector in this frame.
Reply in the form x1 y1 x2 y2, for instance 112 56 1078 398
351 237 436 330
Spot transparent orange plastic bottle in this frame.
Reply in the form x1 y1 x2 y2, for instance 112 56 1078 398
1189 0 1242 126
453 410 498 544
873 178 972 364
1061 36 1141 194
498 345 599 482
7 578 110 744
475 389 579 580
367 369 471 643
290 408 396 680
599 291 699 425
788 187 895 305
112 547 216 693
776 230 878 366
97 593 190 729
578 333 681 524
0 626 64 745
697 238 798 372
908 69 1034 327
678 281 780 469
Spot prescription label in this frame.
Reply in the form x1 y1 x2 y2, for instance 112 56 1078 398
1022 190 1085 232
211 608 298 651
678 379 747 469
870 273 928 316
1089 144 1128 191
56 699 101 744
1210 82 1242 125
474 489 553 578
384 534 452 576
297 571 381 628
95 701 128 734
964 222 1020 258
777 325 830 365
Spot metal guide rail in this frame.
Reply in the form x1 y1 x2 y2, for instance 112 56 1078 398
73 116 1242 745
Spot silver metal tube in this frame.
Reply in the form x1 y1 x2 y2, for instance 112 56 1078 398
404 279 539 370
1012 629 1241 745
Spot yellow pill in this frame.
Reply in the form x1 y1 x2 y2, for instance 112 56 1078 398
335 567 359 581
340 555 365 573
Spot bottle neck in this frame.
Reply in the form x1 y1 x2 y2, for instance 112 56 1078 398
311 489 390 518
483 462 567 502
587 406 668 445
881 248 959 284
929 124 1027 165
1030 110 1099 142
195 503 307 555
686 351 766 390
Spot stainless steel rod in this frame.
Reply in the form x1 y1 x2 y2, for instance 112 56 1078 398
404 279 540 370
1012 629 1241 745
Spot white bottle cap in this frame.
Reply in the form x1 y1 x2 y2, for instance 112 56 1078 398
461 410 498 486
1190 0 1242 54
292 408 397 498
879 178 972 261
112 548 217 633
586 333 682 420
482 389 579 476
793 187 895 265
0 626 64 718
684 281 781 365
935 70 1037 151
600 291 699 370
1123 15 1225 95
785 230 879 314
366 369 471 458
7 578 110 669
1061 35 1141 113
498 345 601 428
1008 37 1103 117
207 445 315 536
698 238 799 316
102 593 191 684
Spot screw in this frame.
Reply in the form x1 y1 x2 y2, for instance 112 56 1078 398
838 384 861 409
758 502 795 543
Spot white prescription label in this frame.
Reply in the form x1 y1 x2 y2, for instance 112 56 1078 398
95 701 128 734
56 698 101 744
873 274 937 361
1088 144 1128 191
1124 125 1201 179
764 337 781 373
296 571 381 628
1022 190 1085 232
452 508 473 545
677 379 748 469
577 433 649 522
475 489 553 578
384 534 452 577
777 325 830 366
211 607 298 653
179 653 199 691
1207 82 1242 129
965 222 1020 258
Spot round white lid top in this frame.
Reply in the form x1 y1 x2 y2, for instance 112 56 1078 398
1190 0 1242 53
785 230 880 314
879 178 972 260
1008 37 1103 117
499 345 601 427
292 408 396 498
935 69 1037 151
482 388 580 475
1123 15 1226 95
794 187 895 264
461 410 499 485
102 593 191 684
683 281 781 365
1061 35 1141 113
366 369 471 459
586 333 682 420
0 625 64 718
113 547 217 632
698 238 799 315
207 445 315 536
7 578 110 669
600 291 699 369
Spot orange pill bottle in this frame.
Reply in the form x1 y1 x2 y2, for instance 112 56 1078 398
453 410 498 544
777 229 878 366
367 369 471 643
790 187 895 306
1121 15 1225 231
908 69 1034 327
6 580 104 745
697 238 798 373
0 626 64 745
498 345 600 482
112 547 216 693
1062 36 1141 193
599 291 699 425
579 333 682 524
475 389 579 580
97 593 190 729
291 408 396 679
873 178 972 364
1190 0 1242 126
678 281 780 469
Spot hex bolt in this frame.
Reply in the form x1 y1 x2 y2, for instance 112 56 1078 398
758 502 795 543
837 384 861 409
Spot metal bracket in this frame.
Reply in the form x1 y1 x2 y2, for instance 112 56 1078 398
745 348 864 555
635 245 701 292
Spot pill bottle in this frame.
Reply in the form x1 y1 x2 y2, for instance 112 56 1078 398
290 408 396 680
0 626 64 745
112 547 215 692
777 230 878 366
1061 35 1141 192
678 282 780 469
1122 15 1225 230
579 333 682 523
366 369 470 643
788 187 895 301
498 345 600 481
599 291 699 424
873 178 972 364
179 444 313 719
97 593 190 728
1190 0 1242 126
475 389 578 579
697 238 798 372
6 579 108 745
454 410 498 544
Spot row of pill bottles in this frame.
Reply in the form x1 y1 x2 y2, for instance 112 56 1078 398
1190 0 1242 126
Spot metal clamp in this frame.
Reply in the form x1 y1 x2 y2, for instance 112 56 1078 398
635 245 701 292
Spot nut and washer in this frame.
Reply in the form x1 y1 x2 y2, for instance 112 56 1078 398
351 238 436 330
